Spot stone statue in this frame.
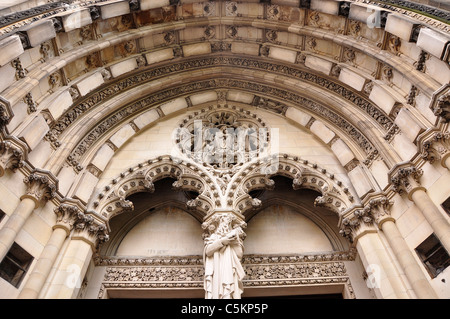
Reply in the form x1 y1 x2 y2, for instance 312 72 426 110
202 213 247 299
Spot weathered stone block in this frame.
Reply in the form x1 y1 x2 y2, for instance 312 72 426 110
109 124 136 149
182 43 211 57
0 35 24 67
331 138 355 166
140 0 170 10
369 158 390 190
227 91 254 104
285 107 312 127
109 58 138 78
20 20 56 48
272 0 301 7
160 97 188 116
47 90 73 120
394 108 424 142
268 47 298 63
348 3 387 28
57 166 77 196
28 141 53 168
145 48 174 64
310 120 335 144
392 133 418 161
385 14 420 42
74 171 98 204
134 109 160 130
348 165 374 198
91 144 115 172
417 28 450 59
75 71 104 96
369 85 396 115
19 115 49 150
310 0 340 15
339 68 366 91
98 0 130 20
0 62 16 93
190 91 217 105
231 42 260 56
305 55 333 75
57 8 92 32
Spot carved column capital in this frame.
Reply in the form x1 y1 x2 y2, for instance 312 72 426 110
22 169 58 207
201 211 247 238
420 131 450 168
365 195 395 228
73 213 109 250
339 207 377 243
0 137 27 176
53 200 85 235
430 84 450 122
388 163 425 199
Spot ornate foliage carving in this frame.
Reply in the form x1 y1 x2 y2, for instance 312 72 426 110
96 251 356 298
23 169 58 203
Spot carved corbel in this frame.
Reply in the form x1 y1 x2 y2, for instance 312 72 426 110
0 137 27 176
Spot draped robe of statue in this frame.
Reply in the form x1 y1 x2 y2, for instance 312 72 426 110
203 215 246 299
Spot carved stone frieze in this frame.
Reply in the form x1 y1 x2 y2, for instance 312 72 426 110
96 251 356 298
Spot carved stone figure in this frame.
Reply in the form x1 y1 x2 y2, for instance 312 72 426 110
202 213 246 299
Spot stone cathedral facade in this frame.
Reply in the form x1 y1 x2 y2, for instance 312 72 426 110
0 0 448 299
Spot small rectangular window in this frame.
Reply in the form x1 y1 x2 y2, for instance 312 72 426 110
415 234 450 278
441 197 450 216
0 243 33 288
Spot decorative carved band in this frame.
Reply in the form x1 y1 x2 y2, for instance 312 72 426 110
96 251 356 298
65 77 378 170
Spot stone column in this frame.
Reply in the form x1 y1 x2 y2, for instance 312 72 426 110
0 169 58 262
340 211 410 299
420 131 450 170
390 163 450 254
366 196 438 299
44 214 108 299
201 212 247 299
18 202 83 299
